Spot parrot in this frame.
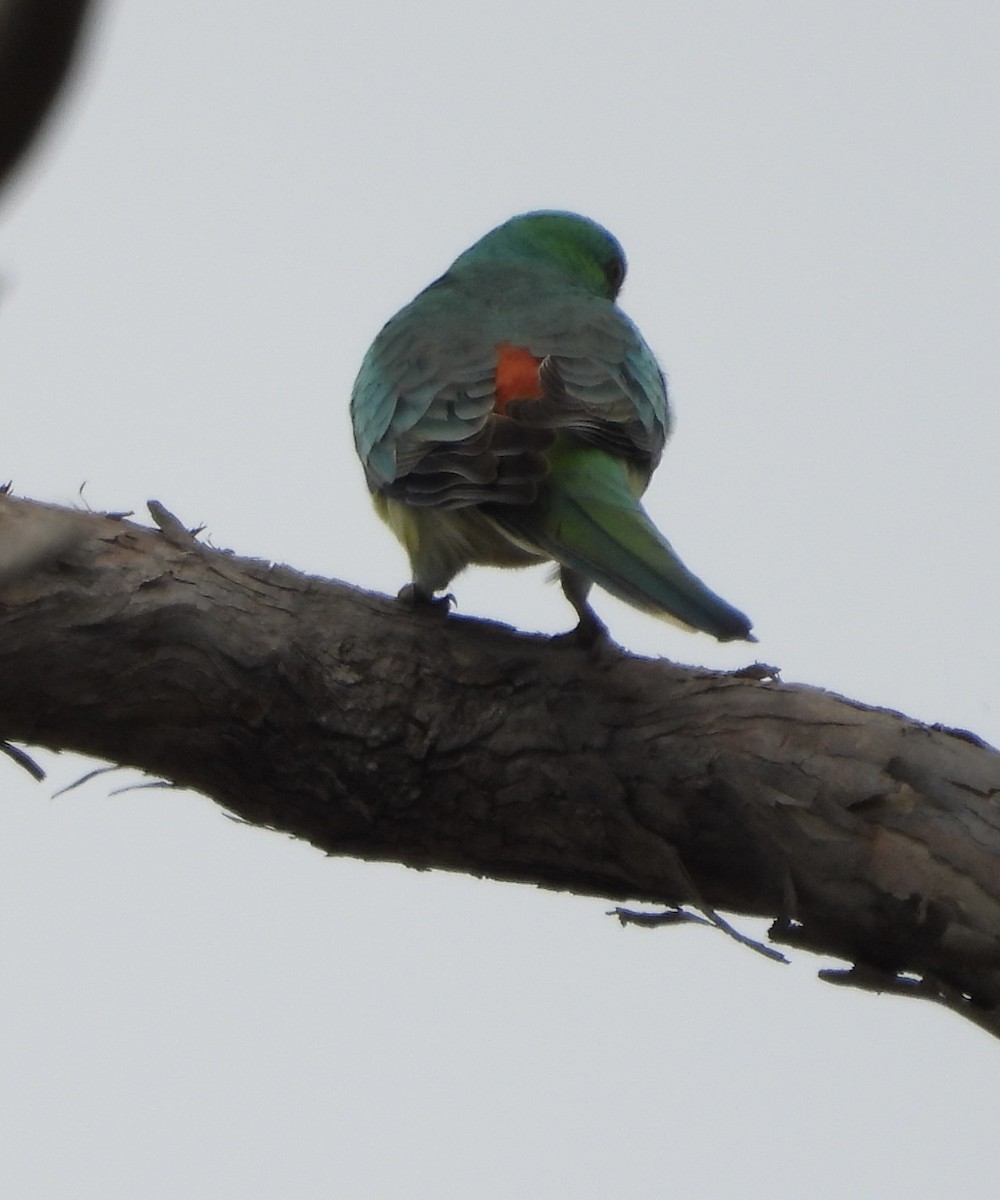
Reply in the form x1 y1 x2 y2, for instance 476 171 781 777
350 210 753 645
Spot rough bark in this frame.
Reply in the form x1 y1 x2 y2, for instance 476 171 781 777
1 492 999 1037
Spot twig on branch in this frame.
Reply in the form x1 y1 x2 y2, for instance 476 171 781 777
611 905 788 964
0 739 44 779
147 499 205 548
1 492 999 1040
51 763 122 796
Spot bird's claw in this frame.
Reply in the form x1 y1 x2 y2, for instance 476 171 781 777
396 584 456 615
551 611 610 652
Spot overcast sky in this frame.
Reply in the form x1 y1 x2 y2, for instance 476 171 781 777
2 3 999 1197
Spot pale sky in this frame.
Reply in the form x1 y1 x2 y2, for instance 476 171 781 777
2 3 999 1197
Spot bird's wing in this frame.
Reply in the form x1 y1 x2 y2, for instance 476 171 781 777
350 278 670 510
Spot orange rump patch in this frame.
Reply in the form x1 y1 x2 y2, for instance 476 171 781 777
494 343 543 412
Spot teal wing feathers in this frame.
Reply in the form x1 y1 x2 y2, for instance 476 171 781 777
350 267 669 506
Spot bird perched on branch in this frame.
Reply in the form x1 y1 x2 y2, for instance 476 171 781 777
351 210 753 645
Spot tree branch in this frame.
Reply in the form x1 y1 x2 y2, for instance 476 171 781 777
2 492 999 1037
0 0 95 196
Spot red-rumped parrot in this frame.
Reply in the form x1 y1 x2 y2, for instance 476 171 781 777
351 211 753 644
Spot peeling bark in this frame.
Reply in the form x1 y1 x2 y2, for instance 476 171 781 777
1 492 999 1037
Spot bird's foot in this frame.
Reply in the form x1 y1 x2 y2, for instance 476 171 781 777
552 610 611 652
396 583 455 615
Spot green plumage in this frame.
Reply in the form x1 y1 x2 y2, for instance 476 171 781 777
351 211 753 644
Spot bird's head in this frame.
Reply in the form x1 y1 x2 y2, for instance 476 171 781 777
450 210 627 299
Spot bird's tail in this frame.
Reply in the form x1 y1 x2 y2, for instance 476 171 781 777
495 445 754 642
